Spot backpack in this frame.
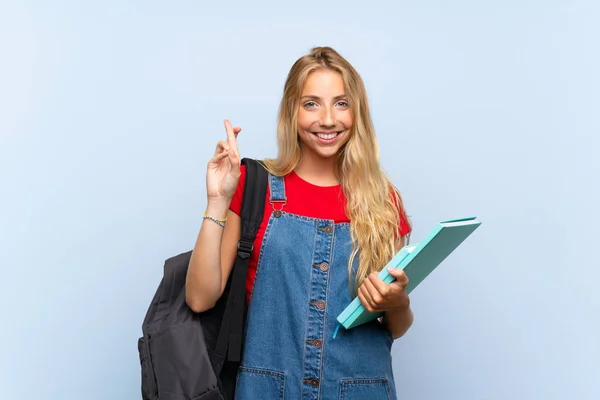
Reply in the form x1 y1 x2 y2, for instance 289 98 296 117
137 158 268 400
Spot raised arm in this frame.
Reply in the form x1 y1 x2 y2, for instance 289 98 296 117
185 119 244 313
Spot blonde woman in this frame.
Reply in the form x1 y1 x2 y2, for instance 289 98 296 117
186 46 413 400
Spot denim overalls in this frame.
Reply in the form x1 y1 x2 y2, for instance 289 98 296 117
235 173 398 400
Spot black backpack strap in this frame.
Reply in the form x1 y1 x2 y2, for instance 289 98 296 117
216 158 268 363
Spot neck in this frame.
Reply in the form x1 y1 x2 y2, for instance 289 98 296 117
294 151 339 186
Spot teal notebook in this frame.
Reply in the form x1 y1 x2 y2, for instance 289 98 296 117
335 216 482 334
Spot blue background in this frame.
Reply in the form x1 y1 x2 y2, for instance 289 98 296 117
1 1 598 399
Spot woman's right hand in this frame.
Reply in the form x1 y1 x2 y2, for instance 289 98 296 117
206 119 242 204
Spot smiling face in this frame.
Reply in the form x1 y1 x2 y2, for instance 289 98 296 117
297 68 354 160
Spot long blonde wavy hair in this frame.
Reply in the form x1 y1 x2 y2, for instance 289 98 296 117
263 46 411 293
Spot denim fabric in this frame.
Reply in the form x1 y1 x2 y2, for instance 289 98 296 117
235 174 397 400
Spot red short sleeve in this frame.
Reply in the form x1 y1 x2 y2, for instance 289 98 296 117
399 212 411 237
228 164 247 216
391 188 411 238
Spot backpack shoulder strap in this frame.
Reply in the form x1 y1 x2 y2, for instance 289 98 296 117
237 158 268 258
216 157 268 362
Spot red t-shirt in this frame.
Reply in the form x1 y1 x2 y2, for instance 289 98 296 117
229 165 411 303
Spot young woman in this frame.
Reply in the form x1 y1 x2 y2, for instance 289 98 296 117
186 46 413 400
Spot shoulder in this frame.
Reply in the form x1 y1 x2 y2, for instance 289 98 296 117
229 164 248 216
239 164 248 186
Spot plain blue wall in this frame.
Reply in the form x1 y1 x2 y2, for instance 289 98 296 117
1 1 598 399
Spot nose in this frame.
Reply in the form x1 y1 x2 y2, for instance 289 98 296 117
319 105 336 128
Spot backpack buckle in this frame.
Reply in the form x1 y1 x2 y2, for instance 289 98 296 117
237 239 254 259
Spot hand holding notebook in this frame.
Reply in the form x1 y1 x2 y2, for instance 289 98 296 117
334 216 482 336
357 265 411 316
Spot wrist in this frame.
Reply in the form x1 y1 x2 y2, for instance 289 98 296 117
205 199 231 220
383 306 413 339
384 305 411 318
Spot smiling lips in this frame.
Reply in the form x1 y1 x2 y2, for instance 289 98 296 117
313 131 342 141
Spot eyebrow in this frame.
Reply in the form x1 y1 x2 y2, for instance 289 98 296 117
301 94 347 101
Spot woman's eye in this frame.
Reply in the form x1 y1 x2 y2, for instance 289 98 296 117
304 101 317 108
337 101 349 107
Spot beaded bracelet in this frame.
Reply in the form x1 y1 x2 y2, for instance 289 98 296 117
203 212 227 228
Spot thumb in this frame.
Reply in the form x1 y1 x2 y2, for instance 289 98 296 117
387 268 408 285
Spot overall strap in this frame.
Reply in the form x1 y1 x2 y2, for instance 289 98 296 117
268 174 287 215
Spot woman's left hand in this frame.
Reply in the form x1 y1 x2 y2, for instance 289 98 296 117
358 268 410 313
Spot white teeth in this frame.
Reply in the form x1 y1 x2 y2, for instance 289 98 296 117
316 132 338 140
